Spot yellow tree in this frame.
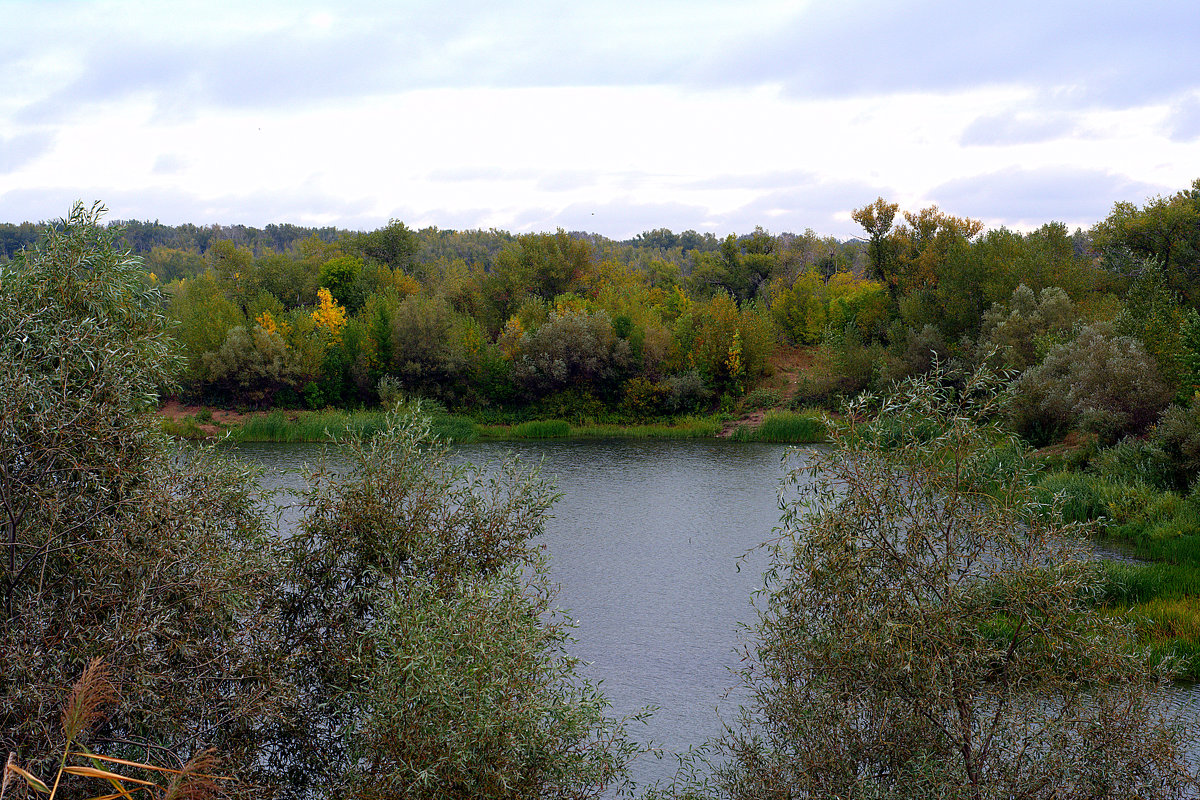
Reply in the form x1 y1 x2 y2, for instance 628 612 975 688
312 287 347 342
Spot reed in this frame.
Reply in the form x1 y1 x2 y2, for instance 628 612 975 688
510 419 572 439
731 411 826 443
571 416 722 439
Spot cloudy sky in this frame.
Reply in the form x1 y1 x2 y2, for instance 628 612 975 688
2 0 1198 239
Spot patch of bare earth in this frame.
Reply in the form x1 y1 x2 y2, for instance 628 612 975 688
717 345 816 438
158 400 291 438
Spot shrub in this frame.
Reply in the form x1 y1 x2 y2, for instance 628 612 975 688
717 363 1193 799
272 414 635 796
1091 437 1175 490
661 369 714 413
201 323 300 406
1 203 284 792
1152 402 1200 491
977 284 1077 370
512 309 632 397
741 387 783 410
389 294 468 400
377 374 404 407
878 322 948 384
1010 323 1173 445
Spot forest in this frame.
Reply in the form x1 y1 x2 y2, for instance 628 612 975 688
4 181 1200 798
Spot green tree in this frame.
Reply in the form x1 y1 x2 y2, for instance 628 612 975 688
851 197 900 297
0 203 283 793
348 218 419 274
1093 180 1200 306
718 366 1194 799
687 231 778 302
318 253 366 310
487 231 595 327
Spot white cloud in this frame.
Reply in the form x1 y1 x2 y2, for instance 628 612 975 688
2 0 1198 237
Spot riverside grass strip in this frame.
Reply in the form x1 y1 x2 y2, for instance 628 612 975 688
219 410 725 443
730 411 827 443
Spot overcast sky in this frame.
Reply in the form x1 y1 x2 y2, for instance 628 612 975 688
2 0 1198 239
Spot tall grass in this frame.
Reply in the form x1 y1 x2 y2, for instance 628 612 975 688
510 420 572 439
475 415 724 440
731 411 826 443
571 416 722 439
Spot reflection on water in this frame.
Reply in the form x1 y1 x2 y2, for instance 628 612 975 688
227 438 1199 789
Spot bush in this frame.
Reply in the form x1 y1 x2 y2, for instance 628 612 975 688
741 386 783 410
1 204 284 792
1152 402 1200 491
1091 436 1175 490
977 284 1077 370
878 322 948 384
272 414 635 796
661 369 714 413
512 309 632 397
1010 323 1173 445
201 323 300 406
717 363 1193 799
389 294 468 401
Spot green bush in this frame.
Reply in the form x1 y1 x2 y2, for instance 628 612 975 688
1091 437 1174 490
742 387 783 410
513 310 632 397
1010 323 1173 445
1151 401 1200 491
273 413 636 796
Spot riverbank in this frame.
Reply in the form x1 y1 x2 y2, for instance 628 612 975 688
159 402 830 444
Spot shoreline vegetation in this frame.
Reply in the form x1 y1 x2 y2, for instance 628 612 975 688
159 402 831 444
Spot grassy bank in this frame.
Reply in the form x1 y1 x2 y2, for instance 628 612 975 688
1035 464 1200 680
728 410 827 443
164 407 730 443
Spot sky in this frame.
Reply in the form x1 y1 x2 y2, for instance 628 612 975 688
1 0 1198 240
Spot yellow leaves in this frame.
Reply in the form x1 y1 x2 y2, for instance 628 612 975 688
725 330 744 389
254 310 290 339
311 287 347 342
393 269 421 297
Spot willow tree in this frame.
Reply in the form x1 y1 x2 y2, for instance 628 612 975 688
718 366 1195 799
0 202 284 794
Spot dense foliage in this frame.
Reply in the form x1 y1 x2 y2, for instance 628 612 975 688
1 205 636 800
716 368 1195 798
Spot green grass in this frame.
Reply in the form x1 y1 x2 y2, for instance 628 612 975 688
476 415 723 440
226 409 728 443
570 416 722 439
510 419 572 439
161 415 207 439
231 409 480 443
730 411 827 443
